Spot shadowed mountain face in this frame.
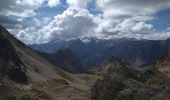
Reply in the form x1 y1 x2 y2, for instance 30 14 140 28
0 25 93 100
40 48 84 73
0 26 27 84
0 25 76 83
91 57 170 100
31 40 64 54
31 38 170 69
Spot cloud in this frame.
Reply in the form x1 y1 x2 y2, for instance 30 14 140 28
96 0 170 18
36 8 95 43
114 19 153 34
94 17 118 34
5 17 52 44
0 0 46 17
0 0 62 17
93 0 170 38
131 22 153 34
0 15 27 30
167 27 170 31
47 0 60 8
94 16 154 36
66 0 91 9
29 0 170 43
30 17 51 29
1 0 170 44
16 30 36 44
8 27 36 44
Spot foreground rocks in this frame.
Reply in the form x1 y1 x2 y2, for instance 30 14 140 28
92 58 170 100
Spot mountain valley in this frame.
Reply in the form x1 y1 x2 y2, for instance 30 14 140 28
0 26 100 100
1 25 170 100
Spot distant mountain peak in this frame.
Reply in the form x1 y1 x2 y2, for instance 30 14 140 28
42 48 84 73
80 37 92 43
79 36 104 43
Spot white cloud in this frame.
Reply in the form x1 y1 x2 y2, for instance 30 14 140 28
8 28 36 44
47 0 60 8
7 17 52 44
94 16 154 36
114 19 153 34
130 16 156 22
36 8 95 43
94 18 118 34
0 0 46 17
92 0 170 40
96 0 170 18
2 0 170 44
132 22 153 34
136 31 170 40
0 0 61 17
66 0 91 9
30 0 170 43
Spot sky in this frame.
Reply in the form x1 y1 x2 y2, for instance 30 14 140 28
0 0 170 44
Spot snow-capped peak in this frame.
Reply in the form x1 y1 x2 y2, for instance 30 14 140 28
79 36 103 43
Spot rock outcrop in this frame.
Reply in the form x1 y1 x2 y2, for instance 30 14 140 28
92 57 170 100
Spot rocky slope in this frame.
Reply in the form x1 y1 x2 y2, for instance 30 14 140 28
0 25 80 83
91 57 170 100
155 50 170 77
0 30 27 84
0 25 95 100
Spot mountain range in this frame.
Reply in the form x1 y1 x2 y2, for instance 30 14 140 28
31 37 170 70
1 25 170 100
39 48 84 73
